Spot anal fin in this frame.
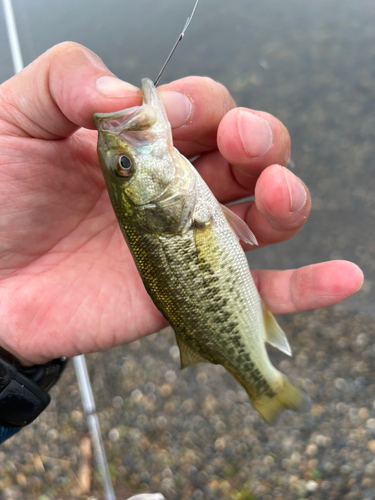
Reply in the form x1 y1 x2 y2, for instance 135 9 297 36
176 336 208 369
262 301 292 357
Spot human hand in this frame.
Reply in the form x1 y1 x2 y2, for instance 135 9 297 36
0 43 363 365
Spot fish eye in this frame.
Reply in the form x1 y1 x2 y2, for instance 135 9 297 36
114 154 133 178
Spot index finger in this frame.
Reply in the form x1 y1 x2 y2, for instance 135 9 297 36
159 76 236 157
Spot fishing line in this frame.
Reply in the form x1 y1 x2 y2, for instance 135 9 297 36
154 0 200 87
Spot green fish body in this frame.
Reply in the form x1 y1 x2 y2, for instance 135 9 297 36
94 79 310 423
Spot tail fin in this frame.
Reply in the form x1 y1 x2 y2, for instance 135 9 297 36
251 376 311 424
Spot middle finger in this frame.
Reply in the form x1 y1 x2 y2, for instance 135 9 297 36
217 107 291 192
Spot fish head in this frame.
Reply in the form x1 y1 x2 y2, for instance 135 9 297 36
94 78 195 233
94 78 176 207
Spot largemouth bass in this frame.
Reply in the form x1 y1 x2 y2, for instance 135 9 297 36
94 78 310 423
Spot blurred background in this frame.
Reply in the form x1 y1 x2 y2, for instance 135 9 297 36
0 0 374 499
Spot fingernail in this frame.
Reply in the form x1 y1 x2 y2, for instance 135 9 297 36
238 109 273 158
159 91 193 129
283 167 307 212
96 75 138 97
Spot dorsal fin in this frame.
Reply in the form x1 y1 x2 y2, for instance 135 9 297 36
262 301 292 357
220 204 258 246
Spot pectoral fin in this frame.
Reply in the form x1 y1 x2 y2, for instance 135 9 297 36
220 204 258 246
176 336 208 369
262 301 292 357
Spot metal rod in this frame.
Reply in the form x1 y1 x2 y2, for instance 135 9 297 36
73 356 116 500
2 0 24 73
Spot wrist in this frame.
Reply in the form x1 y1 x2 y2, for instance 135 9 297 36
0 346 68 428
0 344 33 367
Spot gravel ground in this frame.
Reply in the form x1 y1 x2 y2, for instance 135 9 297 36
1 307 375 500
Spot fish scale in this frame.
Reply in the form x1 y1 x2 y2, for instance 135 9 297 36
94 78 311 424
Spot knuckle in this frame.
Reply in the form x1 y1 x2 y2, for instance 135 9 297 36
48 41 86 56
46 42 104 69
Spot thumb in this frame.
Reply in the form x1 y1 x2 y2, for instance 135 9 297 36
0 42 141 139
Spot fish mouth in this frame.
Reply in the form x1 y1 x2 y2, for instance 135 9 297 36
94 105 157 133
93 79 158 133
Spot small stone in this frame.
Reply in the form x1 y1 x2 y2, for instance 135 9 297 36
131 389 143 403
305 443 318 456
290 452 302 464
161 476 175 489
278 360 291 372
362 477 372 487
336 402 347 413
164 402 175 413
108 428 120 442
165 370 176 383
349 407 358 420
117 466 127 476
214 438 226 451
197 471 207 486
46 429 59 441
196 372 208 384
368 440 375 452
219 480 231 492
169 345 180 359
112 396 123 408
314 434 330 447
263 455 274 466
127 495 165 500
308 458 318 469
334 378 346 390
156 416 168 429
145 382 156 393
366 418 375 430
16 473 27 486
282 458 291 470
160 384 172 397
359 407 369 419
209 479 220 491
289 475 299 487
321 480 331 490
70 410 83 423
340 464 352 475
130 339 141 350
162 467 172 478
214 420 226 433
311 404 323 417
181 398 195 412
306 480 318 492
356 333 368 346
